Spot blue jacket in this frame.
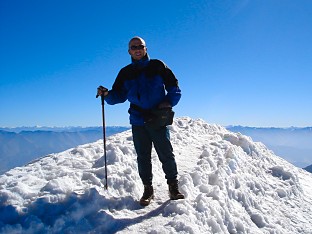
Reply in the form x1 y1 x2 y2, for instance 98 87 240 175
105 54 181 125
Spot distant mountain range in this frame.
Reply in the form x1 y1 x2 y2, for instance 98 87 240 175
226 126 312 170
1 125 311 175
0 126 130 174
0 126 123 133
304 164 312 173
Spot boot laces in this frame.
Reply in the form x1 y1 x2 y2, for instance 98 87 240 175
169 183 180 194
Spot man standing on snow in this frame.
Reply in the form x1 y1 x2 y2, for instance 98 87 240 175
97 36 184 206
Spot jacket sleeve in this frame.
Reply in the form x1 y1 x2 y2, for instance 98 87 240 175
159 61 181 107
105 68 128 105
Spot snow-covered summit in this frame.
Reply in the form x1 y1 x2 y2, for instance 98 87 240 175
1 117 312 233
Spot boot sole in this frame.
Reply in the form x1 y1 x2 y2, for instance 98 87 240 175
170 194 185 200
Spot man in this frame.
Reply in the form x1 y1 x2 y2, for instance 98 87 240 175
97 36 184 206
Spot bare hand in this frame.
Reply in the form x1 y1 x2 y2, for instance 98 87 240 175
96 86 109 98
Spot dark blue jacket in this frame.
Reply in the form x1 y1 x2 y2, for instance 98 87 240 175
105 54 181 125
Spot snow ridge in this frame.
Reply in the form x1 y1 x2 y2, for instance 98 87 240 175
0 117 312 233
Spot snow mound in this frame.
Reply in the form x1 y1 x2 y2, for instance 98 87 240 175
1 117 312 233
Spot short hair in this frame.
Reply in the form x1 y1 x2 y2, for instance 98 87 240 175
128 36 146 48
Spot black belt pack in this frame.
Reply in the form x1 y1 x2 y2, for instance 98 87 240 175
144 107 175 129
130 104 175 129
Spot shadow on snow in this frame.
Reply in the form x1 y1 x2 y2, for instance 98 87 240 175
0 188 170 233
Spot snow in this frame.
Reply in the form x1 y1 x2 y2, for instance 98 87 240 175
1 117 312 233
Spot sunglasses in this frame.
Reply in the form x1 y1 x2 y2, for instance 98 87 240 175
130 45 145 50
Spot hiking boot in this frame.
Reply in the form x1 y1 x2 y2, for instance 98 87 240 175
139 185 154 206
168 180 185 200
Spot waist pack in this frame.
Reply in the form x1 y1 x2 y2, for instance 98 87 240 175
144 107 175 128
130 104 175 128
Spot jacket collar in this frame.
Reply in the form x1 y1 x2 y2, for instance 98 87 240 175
131 53 150 68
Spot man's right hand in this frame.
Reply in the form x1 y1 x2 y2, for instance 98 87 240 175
96 86 109 98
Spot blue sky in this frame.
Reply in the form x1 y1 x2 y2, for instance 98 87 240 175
1 0 311 127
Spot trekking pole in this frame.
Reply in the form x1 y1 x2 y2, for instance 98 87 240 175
101 94 108 190
96 88 108 190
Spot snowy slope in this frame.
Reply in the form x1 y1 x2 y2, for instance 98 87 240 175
226 126 312 168
0 117 312 233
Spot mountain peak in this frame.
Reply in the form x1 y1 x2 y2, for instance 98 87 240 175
1 117 312 233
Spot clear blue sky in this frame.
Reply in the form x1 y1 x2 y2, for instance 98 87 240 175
1 0 311 127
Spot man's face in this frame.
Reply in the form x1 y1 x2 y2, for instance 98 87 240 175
128 38 147 61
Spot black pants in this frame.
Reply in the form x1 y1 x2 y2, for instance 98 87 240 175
132 125 178 185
